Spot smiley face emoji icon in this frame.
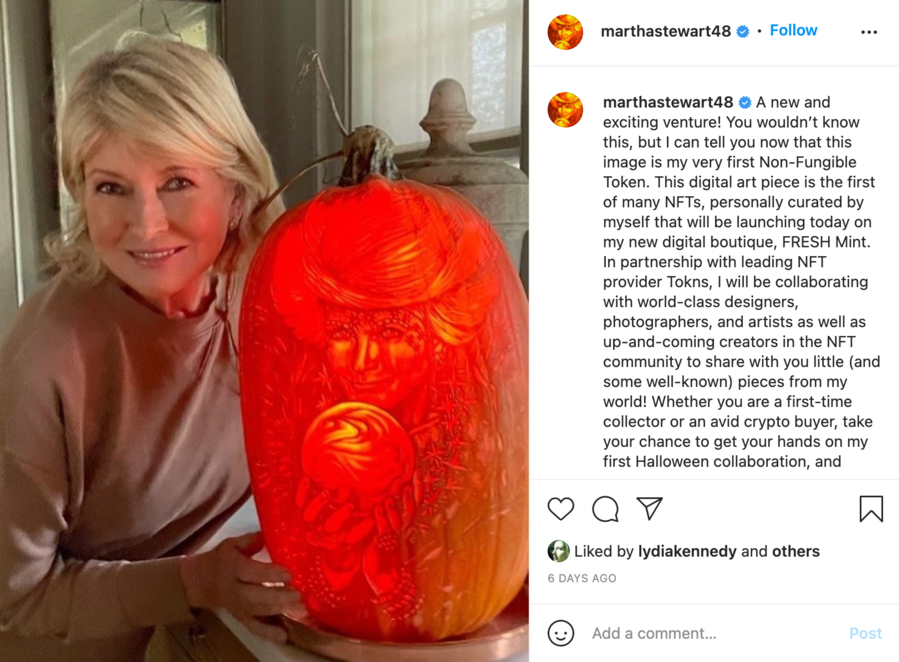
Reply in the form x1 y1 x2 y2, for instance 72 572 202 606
548 619 575 646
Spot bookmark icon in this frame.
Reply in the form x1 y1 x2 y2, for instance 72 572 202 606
859 496 883 523
637 497 663 521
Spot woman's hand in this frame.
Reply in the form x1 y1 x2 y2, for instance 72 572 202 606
179 532 299 644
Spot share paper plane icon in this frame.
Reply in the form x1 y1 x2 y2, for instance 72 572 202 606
637 497 663 521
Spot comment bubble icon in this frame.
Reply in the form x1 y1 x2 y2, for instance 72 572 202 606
593 496 619 522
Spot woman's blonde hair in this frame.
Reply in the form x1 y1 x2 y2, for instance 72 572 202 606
46 33 285 283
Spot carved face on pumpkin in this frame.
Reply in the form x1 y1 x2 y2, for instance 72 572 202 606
323 304 430 408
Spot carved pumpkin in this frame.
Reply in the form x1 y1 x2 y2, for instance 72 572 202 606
239 128 529 642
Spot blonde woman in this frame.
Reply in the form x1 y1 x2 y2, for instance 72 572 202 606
0 35 295 659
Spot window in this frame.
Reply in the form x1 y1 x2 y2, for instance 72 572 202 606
351 0 523 154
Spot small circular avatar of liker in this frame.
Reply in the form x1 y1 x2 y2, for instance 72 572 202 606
548 92 583 128
548 14 584 50
548 540 571 562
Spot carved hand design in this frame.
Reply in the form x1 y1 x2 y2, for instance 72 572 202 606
294 475 417 599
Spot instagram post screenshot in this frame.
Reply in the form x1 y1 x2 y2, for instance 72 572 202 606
0 1 894 662
532 1 897 661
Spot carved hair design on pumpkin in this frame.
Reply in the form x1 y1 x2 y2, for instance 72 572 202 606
273 178 500 344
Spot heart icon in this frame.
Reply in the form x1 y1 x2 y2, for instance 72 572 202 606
548 497 575 521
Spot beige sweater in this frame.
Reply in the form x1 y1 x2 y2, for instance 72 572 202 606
0 273 251 660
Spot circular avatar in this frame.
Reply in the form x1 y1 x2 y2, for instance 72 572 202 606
548 14 583 50
548 540 570 562
548 92 583 128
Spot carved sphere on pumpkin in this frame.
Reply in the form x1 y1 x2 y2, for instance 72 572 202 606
301 402 414 502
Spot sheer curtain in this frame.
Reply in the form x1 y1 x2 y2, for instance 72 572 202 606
351 0 523 148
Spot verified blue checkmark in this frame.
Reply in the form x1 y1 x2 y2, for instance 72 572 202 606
737 25 749 38
739 96 752 109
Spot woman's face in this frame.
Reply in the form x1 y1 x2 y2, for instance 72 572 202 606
82 134 239 317
324 305 430 409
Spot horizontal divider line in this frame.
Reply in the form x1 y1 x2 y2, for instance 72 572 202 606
528 478 899 483
531 602 899 606
530 64 899 68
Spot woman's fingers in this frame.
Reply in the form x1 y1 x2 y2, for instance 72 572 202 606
231 531 265 556
235 584 300 616
239 616 289 645
235 554 292 585
185 534 303 628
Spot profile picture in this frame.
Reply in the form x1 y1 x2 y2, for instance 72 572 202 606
548 540 571 562
548 92 583 128
548 14 583 50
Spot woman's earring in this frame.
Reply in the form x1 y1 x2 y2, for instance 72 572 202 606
228 217 239 231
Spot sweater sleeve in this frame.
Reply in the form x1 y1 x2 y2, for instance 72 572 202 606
0 346 194 641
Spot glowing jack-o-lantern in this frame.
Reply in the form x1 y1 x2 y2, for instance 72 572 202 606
239 128 529 642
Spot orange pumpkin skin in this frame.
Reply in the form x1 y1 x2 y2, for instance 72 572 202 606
239 175 528 642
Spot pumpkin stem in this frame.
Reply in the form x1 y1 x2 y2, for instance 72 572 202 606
304 51 350 138
253 150 343 222
338 125 402 186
